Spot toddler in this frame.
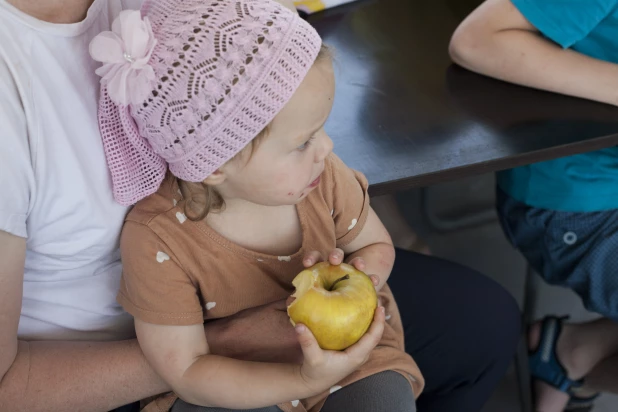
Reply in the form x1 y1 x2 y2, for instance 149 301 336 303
90 0 423 411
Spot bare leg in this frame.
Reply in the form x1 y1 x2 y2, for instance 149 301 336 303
580 354 618 394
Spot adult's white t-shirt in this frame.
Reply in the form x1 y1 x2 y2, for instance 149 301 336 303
0 0 143 341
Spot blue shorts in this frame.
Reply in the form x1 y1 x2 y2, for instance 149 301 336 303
497 188 618 320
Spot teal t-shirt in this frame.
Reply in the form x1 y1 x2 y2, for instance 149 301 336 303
497 0 618 212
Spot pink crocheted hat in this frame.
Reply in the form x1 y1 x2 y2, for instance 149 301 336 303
90 0 322 206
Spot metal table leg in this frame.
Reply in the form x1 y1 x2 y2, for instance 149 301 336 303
515 264 536 412
420 187 497 233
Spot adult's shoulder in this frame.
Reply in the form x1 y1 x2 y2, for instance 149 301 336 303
122 0 145 11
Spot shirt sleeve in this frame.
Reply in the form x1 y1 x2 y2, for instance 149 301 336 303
122 0 144 10
118 221 205 326
326 154 370 247
0 57 34 239
511 0 618 48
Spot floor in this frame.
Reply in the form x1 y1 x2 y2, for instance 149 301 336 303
371 172 618 412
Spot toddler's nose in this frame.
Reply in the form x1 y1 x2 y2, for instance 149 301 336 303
315 133 333 162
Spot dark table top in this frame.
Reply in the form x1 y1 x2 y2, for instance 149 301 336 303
307 0 618 196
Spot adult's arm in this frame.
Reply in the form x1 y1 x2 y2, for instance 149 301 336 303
0 230 171 412
0 231 300 411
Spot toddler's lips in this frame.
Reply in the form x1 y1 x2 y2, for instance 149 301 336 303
308 175 321 188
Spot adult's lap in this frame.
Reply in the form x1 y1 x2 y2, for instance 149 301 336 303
388 248 521 412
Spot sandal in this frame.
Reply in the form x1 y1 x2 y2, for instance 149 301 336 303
529 316 599 412
565 387 599 412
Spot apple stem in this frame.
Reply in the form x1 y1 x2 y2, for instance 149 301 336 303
329 274 350 291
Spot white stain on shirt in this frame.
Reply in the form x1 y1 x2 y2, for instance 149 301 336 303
329 385 342 394
348 219 358 230
156 251 170 263
176 212 187 224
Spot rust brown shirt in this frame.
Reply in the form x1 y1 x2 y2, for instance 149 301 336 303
119 154 424 412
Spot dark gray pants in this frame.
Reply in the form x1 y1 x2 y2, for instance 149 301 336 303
170 371 416 412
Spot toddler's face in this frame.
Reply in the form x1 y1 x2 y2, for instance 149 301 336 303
215 57 335 206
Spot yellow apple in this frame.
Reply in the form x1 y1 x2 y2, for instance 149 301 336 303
287 261 378 350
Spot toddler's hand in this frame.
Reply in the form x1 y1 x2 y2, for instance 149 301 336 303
294 306 385 394
302 249 380 289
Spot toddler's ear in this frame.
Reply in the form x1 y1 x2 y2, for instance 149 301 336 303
202 170 226 186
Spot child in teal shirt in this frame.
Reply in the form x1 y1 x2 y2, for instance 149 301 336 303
451 0 618 411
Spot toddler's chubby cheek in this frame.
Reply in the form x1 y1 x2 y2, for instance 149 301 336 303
273 171 290 185
288 187 304 198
